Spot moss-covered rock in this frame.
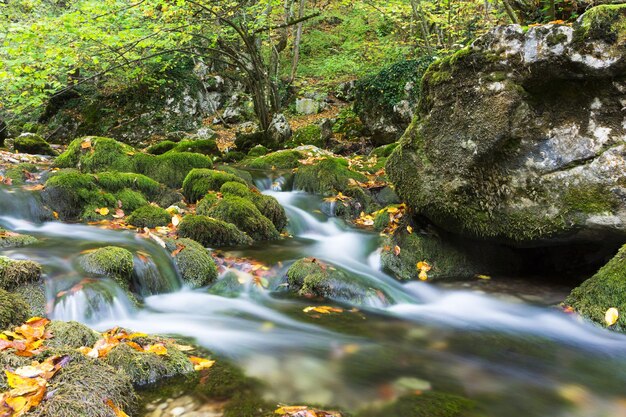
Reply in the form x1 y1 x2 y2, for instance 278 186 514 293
55 136 136 173
287 124 324 148
134 151 213 188
207 196 279 241
370 142 399 158
247 145 269 157
78 246 134 290
3 163 41 186
220 181 252 197
37 359 137 417
178 215 253 247
12 282 46 317
182 169 247 203
243 150 302 170
146 140 177 155
287 258 384 303
0 289 30 330
251 193 288 231
294 157 368 196
216 165 254 185
165 237 218 287
103 340 194 386
565 244 626 332
573 4 626 44
196 192 220 216
46 320 101 349
114 189 148 213
94 172 161 199
14 133 57 156
0 256 42 290
358 392 480 417
167 139 220 156
127 205 171 228
0 228 38 248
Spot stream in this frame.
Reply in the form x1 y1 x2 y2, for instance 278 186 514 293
1 174 626 416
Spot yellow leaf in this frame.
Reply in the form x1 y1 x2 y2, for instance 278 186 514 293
144 344 167 355
189 356 215 371
418 270 429 281
394 245 401 256
80 140 92 149
407 225 413 234
475 274 491 280
303 306 344 314
275 406 308 414
171 214 181 227
106 399 130 417
605 307 619 326
95 207 109 216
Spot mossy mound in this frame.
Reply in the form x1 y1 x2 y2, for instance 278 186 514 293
167 139 220 156
216 166 254 185
114 189 149 213
0 228 38 248
196 192 220 216
243 150 302 170
370 142 399 158
55 136 136 173
287 258 383 303
12 282 46 317
46 320 101 349
247 145 269 157
134 151 213 188
78 246 134 290
220 181 252 197
207 196 279 241
0 256 42 290
182 169 247 203
566 244 626 332
14 133 57 156
94 172 161 199
146 140 177 155
37 359 136 417
165 237 218 287
287 125 324 148
127 205 171 228
0 289 30 330
574 4 626 44
3 163 40 186
358 392 480 417
104 340 194 386
251 193 288 231
294 157 368 196
178 215 253 248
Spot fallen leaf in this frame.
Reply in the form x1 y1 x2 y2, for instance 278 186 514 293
605 307 619 326
171 214 181 227
407 225 413 234
81 139 92 149
189 356 215 371
394 245 401 256
303 306 344 314
95 207 109 216
144 343 167 355
105 399 130 417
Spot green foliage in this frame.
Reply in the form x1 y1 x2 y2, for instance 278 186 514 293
127 205 171 228
178 215 253 248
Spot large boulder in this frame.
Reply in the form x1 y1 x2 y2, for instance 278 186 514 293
388 6 626 246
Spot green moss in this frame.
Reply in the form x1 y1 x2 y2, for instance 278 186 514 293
332 106 365 136
37 360 136 417
358 392 479 417
220 181 253 197
215 165 254 185
370 143 399 158
134 151 213 188
287 124 323 148
127 205 171 228
14 133 56 156
0 289 30 330
207 196 279 241
196 192 219 216
168 139 220 156
0 256 41 290
104 340 194 386
243 150 302 170
78 246 134 290
178 215 253 247
287 258 381 303
251 194 288 231
194 359 253 399
166 237 218 287
0 228 38 248
12 282 46 317
42 170 100 220
55 136 135 173
294 156 368 196
373 210 390 231
247 145 269 157
182 169 247 203
562 184 618 214
221 150 247 163
574 4 626 44
94 172 161 199
223 392 275 417
115 189 148 213
146 140 177 155
46 320 101 349
566 244 626 332
4 163 40 186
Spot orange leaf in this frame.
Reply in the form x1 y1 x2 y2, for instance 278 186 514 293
189 356 215 371
393 245 401 256
144 344 167 355
81 140 92 149
105 399 130 417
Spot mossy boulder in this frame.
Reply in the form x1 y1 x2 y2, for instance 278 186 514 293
0 228 38 248
294 157 368 196
388 13 626 246
251 193 288 231
78 246 134 290
565 244 626 332
286 258 385 304
216 165 254 185
243 150 302 170
196 192 220 216
167 138 220 156
0 256 42 290
146 140 177 155
178 215 253 247
358 392 480 417
134 151 213 188
182 169 247 203
14 133 57 156
287 125 324 148
55 136 136 172
103 339 194 386
0 289 30 330
127 205 171 228
165 237 219 287
94 172 161 199
247 145 269 157
3 163 40 186
12 282 46 317
207 196 279 241
46 320 101 349
370 142 399 158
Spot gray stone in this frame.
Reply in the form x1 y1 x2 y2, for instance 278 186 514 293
295 98 321 115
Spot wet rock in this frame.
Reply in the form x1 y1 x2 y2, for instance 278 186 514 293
0 256 42 290
78 246 134 290
387 7 626 246
293 156 367 196
14 133 57 156
182 169 247 203
128 205 172 228
0 228 38 248
165 237 219 287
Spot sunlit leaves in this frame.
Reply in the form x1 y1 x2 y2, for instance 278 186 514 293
416 261 431 281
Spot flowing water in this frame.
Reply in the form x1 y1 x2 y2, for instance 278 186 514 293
1 176 626 416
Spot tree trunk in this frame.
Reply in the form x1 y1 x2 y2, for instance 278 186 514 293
289 0 306 82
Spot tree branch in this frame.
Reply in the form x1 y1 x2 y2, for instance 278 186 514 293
253 11 320 34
